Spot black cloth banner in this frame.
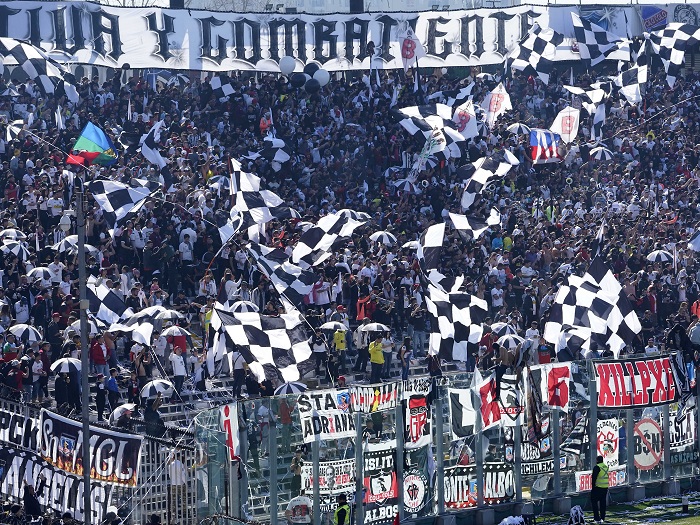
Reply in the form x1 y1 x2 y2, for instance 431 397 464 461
363 442 398 525
404 444 433 517
0 447 116 523
444 462 515 508
38 409 143 487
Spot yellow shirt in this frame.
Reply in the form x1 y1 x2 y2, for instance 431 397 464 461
369 340 384 364
333 331 347 351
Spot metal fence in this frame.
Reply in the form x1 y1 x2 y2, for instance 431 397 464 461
194 357 700 525
0 396 198 525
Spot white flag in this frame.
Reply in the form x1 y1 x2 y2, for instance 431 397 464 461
400 28 426 72
452 100 478 140
55 105 65 131
549 106 580 144
482 83 512 127
127 97 132 121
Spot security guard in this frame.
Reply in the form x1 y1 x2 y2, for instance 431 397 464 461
333 494 350 525
591 455 609 523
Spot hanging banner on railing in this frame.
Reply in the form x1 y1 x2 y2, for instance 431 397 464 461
575 464 627 492
219 402 240 461
597 418 620 467
594 356 678 408
38 409 143 487
363 441 399 525
297 389 355 443
404 378 432 449
351 382 401 413
0 446 116 524
0 410 40 451
0 2 653 72
301 457 356 512
444 463 515 508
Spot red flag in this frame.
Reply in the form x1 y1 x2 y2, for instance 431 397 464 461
478 375 501 430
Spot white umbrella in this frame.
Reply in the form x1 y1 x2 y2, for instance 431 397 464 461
230 300 260 313
51 235 100 257
8 323 42 342
1 240 30 260
497 334 525 350
50 357 81 374
476 73 495 81
393 179 419 194
26 267 53 281
68 319 103 336
688 231 700 252
336 209 371 221
369 231 397 246
360 322 391 332
155 309 185 321
589 146 614 161
274 382 308 395
402 241 420 250
161 326 192 337
319 321 347 331
646 250 674 263
109 403 139 424
490 322 518 337
506 123 531 135
140 379 174 399
0 228 27 240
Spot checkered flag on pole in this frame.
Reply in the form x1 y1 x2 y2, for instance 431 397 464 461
291 211 366 268
615 41 649 105
86 180 152 234
212 308 313 383
247 242 316 308
210 74 236 101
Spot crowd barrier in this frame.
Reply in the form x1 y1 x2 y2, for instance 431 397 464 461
194 356 700 525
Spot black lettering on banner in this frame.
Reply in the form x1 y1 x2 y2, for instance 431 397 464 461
268 19 307 62
313 19 338 64
49 6 86 55
489 12 516 57
146 12 175 61
90 9 123 60
198 16 227 64
445 463 514 507
0 6 21 37
377 14 398 62
344 17 370 62
459 15 484 58
233 19 262 65
427 17 452 59
27 7 42 48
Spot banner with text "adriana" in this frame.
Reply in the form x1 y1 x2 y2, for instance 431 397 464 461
298 389 355 443
594 356 678 408
38 409 143 487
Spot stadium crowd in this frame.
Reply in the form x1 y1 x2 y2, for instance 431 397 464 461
0 60 699 417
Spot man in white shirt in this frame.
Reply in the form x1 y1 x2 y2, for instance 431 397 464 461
169 347 187 398
168 451 188 523
525 321 540 341
179 234 194 265
14 297 30 324
644 338 659 355
48 256 65 285
490 282 504 312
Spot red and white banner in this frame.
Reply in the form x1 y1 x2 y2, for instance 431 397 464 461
478 375 502 431
594 356 678 408
575 465 627 492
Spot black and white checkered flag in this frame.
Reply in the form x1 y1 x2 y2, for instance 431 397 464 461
229 158 261 194
87 277 133 325
231 188 300 232
425 283 487 362
291 211 366 268
506 23 564 85
459 150 518 210
648 23 700 87
213 308 313 383
543 256 641 357
391 104 466 163
427 82 475 108
571 13 631 66
0 38 78 101
615 41 649 104
449 208 501 241
210 74 236 101
247 242 316 308
86 179 152 234
243 137 292 171
563 84 609 115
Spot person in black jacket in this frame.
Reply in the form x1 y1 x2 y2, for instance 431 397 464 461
23 474 46 518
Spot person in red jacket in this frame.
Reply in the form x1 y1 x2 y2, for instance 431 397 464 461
90 334 111 378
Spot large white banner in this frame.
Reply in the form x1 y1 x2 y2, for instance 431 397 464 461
0 3 653 71
297 389 355 443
